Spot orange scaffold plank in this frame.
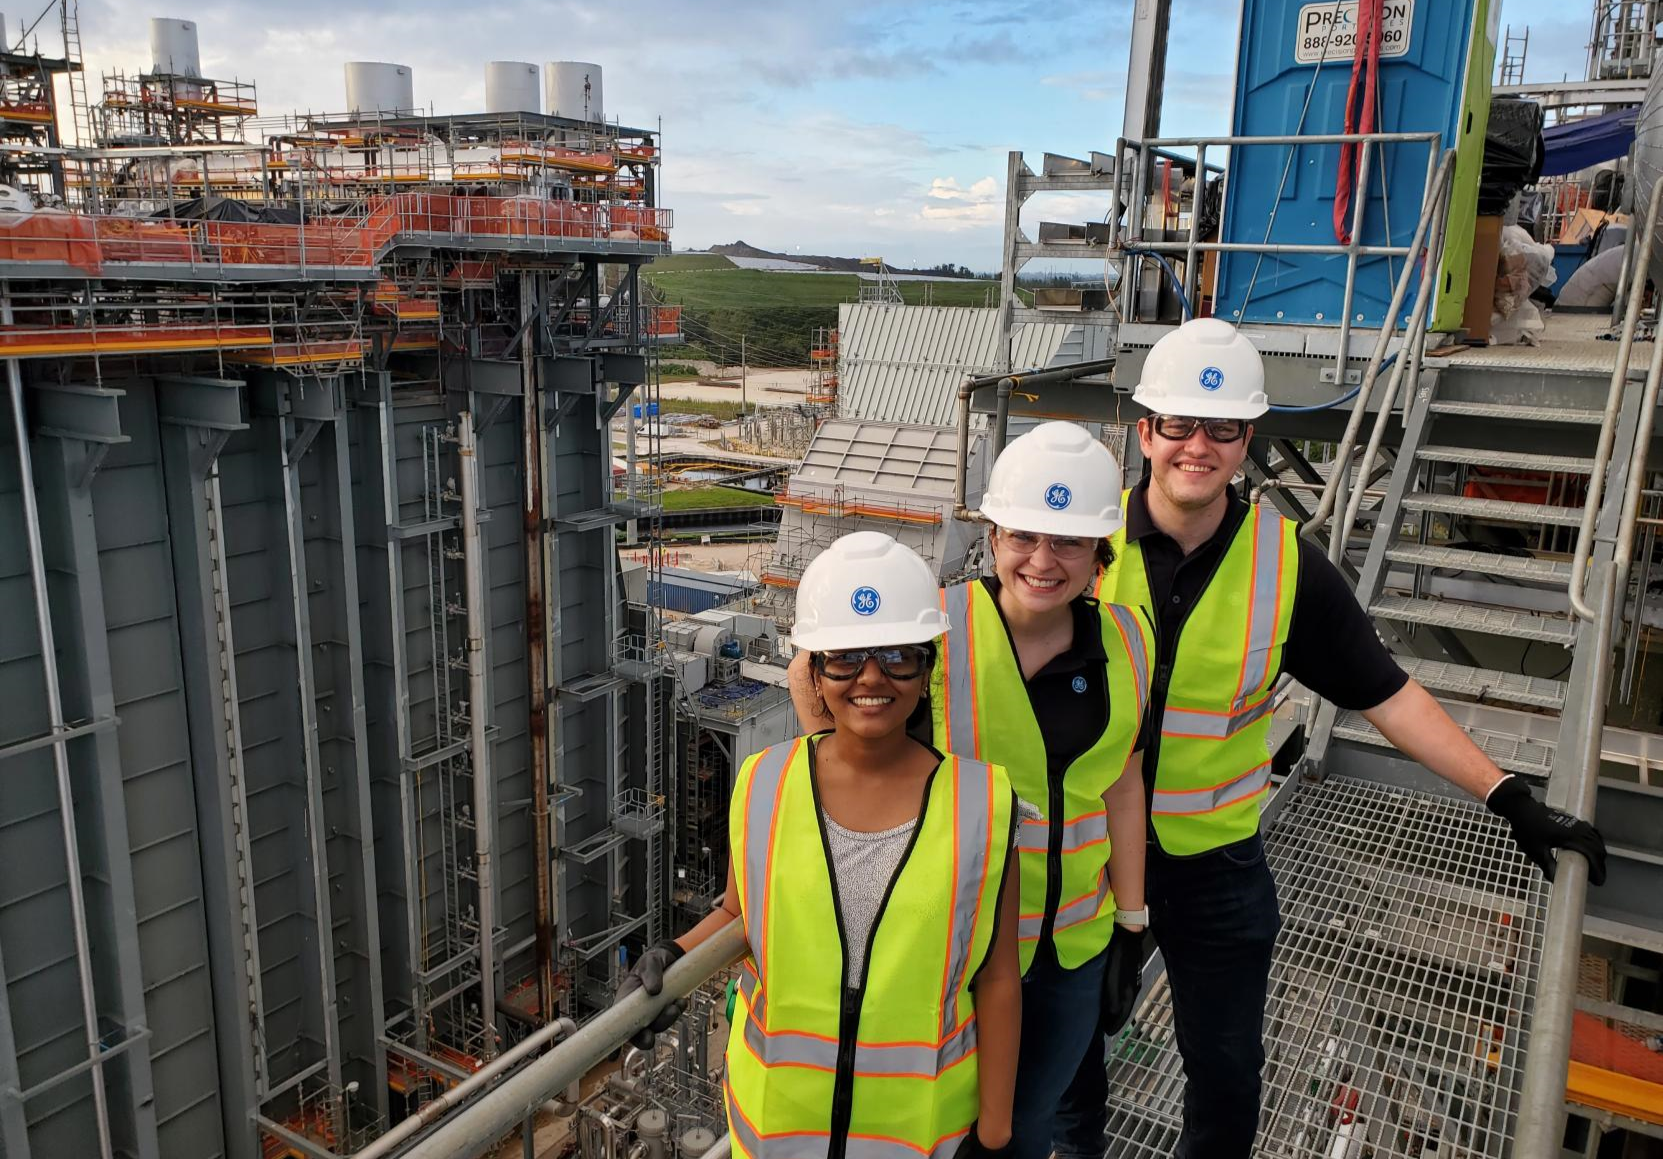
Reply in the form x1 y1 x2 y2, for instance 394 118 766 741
224 339 366 367
760 571 801 589
776 487 940 526
0 324 273 358
1567 1061 1663 1126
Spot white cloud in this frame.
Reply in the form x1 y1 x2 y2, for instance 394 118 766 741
721 201 764 216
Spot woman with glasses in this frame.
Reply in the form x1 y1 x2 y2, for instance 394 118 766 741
621 532 1023 1159
791 422 1153 1159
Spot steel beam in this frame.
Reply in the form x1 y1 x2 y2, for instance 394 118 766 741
0 933 32 1159
314 417 390 1115
26 388 162 1159
158 404 263 1159
276 412 347 1134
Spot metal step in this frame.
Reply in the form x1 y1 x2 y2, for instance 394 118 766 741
1384 542 1574 585
1332 710 1557 778
1396 657 1568 710
1416 444 1596 474
1369 594 1576 645
1428 400 1605 425
1401 492 1584 527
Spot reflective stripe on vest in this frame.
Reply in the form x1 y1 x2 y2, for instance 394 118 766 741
725 1076 970 1159
932 583 1151 972
726 740 1012 1155
1100 497 1299 856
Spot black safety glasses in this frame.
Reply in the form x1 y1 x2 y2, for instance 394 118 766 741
814 645 934 681
1150 415 1249 443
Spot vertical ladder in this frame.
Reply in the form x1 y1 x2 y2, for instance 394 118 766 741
60 1 92 147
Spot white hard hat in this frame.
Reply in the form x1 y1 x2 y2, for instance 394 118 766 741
1132 317 1269 420
980 421 1125 538
791 531 949 652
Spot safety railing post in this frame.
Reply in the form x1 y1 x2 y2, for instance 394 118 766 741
1568 175 1663 621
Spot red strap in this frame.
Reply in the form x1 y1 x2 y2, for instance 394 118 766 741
1333 0 1385 245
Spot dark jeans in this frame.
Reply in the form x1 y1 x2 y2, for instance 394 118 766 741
1009 942 1110 1159
1054 834 1281 1159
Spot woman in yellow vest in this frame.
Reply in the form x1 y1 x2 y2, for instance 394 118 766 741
787 425 1153 1156
620 531 1022 1159
931 422 1153 1159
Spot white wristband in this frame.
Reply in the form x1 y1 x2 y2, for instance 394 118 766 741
1114 907 1149 927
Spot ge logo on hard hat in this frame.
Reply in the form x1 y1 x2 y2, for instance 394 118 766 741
851 586 882 616
1044 483 1072 510
1200 366 1225 391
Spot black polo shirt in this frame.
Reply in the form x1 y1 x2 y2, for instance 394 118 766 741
913 579 1151 769
1123 478 1408 766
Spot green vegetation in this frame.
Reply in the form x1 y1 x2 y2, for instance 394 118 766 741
655 398 746 420
652 253 739 272
643 265 1000 365
660 486 776 511
658 361 705 380
647 269 997 310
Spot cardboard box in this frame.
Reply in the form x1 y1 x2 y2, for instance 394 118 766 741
1558 206 1609 247
1463 216 1504 344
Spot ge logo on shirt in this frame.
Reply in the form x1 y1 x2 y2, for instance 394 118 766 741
850 586 882 616
1071 675 1088 694
1199 366 1225 391
1044 483 1072 510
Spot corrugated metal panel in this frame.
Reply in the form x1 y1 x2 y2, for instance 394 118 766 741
835 304 1103 426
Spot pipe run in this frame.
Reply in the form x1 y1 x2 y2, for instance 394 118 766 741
954 358 1118 520
354 1017 576 1159
404 920 747 1159
4 280 117 1159
458 411 499 1060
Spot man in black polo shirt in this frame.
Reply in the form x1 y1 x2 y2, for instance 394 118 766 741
1054 318 1608 1158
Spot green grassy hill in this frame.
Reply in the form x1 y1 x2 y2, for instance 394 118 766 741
644 262 999 365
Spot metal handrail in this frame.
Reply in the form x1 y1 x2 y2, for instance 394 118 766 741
1569 176 1663 621
1304 149 1457 538
404 920 746 1158
1326 153 1456 563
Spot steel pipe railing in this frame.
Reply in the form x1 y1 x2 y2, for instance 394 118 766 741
404 920 746 1159
1569 175 1663 621
1302 149 1456 538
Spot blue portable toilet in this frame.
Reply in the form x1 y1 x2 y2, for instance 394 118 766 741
1214 0 1499 334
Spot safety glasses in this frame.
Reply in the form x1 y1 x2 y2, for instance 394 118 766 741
815 645 934 681
999 529 1096 561
1150 415 1249 443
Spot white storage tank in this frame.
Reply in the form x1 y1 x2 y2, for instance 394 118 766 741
149 17 201 77
485 61 540 114
345 61 415 115
545 61 603 122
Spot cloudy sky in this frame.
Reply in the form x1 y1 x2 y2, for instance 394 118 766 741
78 0 1593 269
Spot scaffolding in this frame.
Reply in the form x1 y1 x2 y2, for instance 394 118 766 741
807 324 838 408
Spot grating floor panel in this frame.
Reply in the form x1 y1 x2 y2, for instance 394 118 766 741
1369 595 1576 645
1426 400 1605 425
1416 445 1595 475
1400 493 1584 528
1393 657 1567 711
1384 543 1573 586
1331 710 1556 778
1103 777 1547 1158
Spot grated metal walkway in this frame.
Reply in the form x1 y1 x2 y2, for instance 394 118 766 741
1102 777 1547 1158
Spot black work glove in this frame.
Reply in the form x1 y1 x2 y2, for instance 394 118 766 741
953 1123 1015 1159
1486 775 1608 886
614 940 685 1050
1101 925 1154 1036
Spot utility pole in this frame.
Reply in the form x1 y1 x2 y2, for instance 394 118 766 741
740 333 748 417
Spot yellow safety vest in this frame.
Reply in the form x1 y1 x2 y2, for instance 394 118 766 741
930 582 1152 973
725 736 1014 1159
1097 495 1299 856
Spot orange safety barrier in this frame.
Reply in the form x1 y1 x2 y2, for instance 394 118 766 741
776 487 941 525
0 193 670 275
0 324 273 358
648 305 683 336
1568 1012 1663 1125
